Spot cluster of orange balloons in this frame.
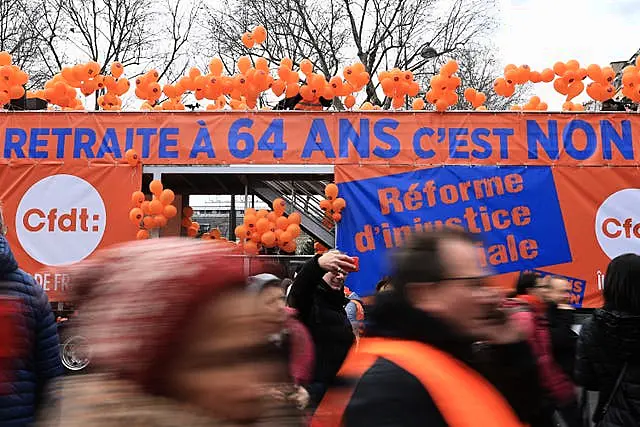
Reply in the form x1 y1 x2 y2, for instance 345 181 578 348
463 88 487 110
494 64 549 98
319 183 346 227
425 60 461 112
135 69 164 107
241 25 267 49
510 96 548 111
0 52 28 106
234 200 302 255
379 68 421 110
129 180 178 240
551 60 589 102
181 206 200 237
619 57 640 103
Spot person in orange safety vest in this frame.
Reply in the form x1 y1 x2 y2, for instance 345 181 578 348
312 229 549 427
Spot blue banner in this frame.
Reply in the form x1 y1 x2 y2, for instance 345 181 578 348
336 165 572 296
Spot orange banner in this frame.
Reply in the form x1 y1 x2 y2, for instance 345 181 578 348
0 112 639 166
0 163 141 301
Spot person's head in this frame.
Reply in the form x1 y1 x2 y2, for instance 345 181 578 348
68 239 284 423
376 277 393 293
389 229 504 341
603 253 640 315
515 272 540 297
541 276 571 305
247 273 287 329
322 250 347 290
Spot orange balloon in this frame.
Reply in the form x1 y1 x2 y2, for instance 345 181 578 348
131 191 145 207
540 68 555 83
244 214 258 229
111 62 124 78
149 179 163 196
412 98 425 110
286 223 301 238
333 198 346 211
143 216 156 230
235 225 249 239
344 95 356 109
154 215 168 228
141 201 151 215
300 59 313 76
125 149 139 166
319 199 332 211
129 208 143 224
283 241 297 253
244 240 259 255
241 32 255 49
159 189 175 205
325 183 339 200
136 229 150 240
273 198 286 212
256 218 270 233
280 231 293 245
276 216 289 231
187 227 198 237
181 217 193 228
261 231 276 247
163 204 177 219
566 81 584 101
237 56 252 74
253 25 267 44
149 199 164 215
257 209 269 219
288 212 302 225
183 206 193 218
267 211 277 223
332 213 342 222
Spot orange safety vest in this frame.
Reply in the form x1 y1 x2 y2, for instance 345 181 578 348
295 100 324 111
311 338 525 427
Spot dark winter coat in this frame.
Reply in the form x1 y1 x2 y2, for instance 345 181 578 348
575 309 640 427
341 293 547 427
547 303 578 379
286 256 354 397
0 235 63 426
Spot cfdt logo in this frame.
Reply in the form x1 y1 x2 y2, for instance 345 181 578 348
15 175 106 266
595 189 640 260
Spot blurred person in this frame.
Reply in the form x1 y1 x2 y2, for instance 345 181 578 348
375 276 393 293
0 296 25 395
287 250 356 409
248 273 315 410
281 278 293 302
313 230 545 427
576 254 640 427
542 276 578 379
39 239 302 427
344 287 365 341
0 206 62 426
506 273 580 427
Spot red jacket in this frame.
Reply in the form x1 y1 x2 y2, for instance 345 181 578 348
504 295 575 406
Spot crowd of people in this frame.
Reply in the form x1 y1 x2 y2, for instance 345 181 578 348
1 204 640 425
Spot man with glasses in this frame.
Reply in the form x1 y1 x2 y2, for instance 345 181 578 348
312 230 546 427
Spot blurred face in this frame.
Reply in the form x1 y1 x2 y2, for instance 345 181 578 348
407 238 504 341
547 278 571 305
164 289 285 423
323 270 346 290
259 285 286 330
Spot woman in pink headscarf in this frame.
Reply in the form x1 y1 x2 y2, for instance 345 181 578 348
39 239 302 427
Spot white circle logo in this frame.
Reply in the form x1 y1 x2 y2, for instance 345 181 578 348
595 188 640 260
15 174 106 266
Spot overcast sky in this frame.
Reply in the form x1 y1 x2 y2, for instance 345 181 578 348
495 0 639 107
